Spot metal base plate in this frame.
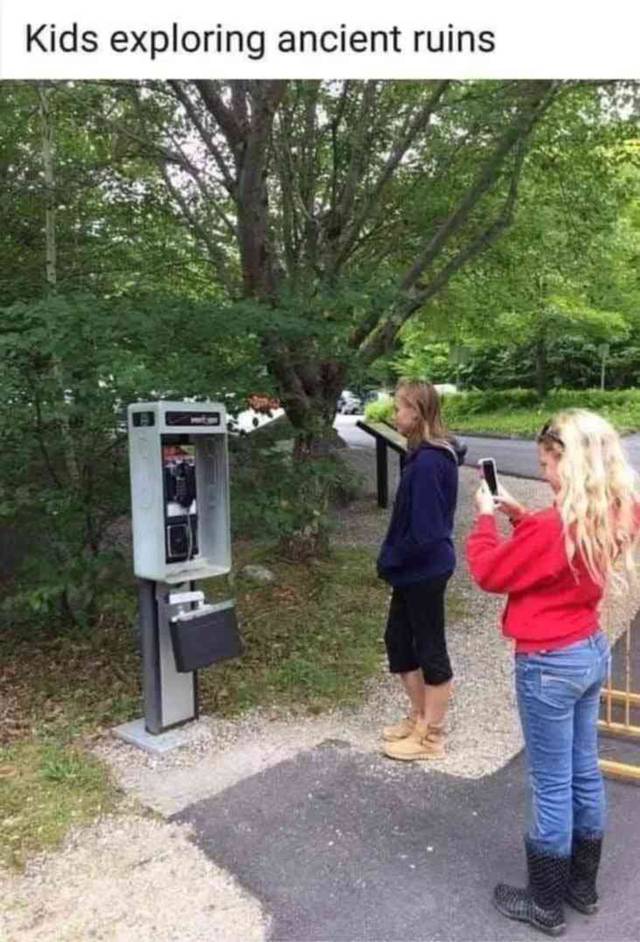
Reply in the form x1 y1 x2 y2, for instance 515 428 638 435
112 717 199 755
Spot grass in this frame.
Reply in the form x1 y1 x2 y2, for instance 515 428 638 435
448 408 556 438
450 406 640 438
0 542 393 867
1 546 392 739
199 546 391 716
0 740 118 870
366 389 640 438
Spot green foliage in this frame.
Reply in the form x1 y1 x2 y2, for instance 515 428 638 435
444 389 541 416
0 292 264 628
451 333 640 391
391 340 451 383
395 102 640 396
230 433 362 556
365 386 640 437
0 83 218 308
364 396 394 423
2 79 639 644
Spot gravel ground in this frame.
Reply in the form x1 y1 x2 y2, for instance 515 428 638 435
0 811 267 942
91 464 640 804
3 457 639 941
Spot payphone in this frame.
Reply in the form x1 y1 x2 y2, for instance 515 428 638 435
127 401 241 736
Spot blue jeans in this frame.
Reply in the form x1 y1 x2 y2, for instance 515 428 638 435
515 631 610 857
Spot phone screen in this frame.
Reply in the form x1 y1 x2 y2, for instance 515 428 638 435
480 458 498 496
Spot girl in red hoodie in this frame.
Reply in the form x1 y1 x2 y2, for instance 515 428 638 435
467 409 638 936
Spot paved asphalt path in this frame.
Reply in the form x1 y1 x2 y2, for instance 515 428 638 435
334 416 640 480
176 736 640 942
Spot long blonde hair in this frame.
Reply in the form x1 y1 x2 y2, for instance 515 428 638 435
537 409 639 587
395 380 456 457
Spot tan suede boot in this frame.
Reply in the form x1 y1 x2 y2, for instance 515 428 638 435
381 714 418 742
382 722 446 760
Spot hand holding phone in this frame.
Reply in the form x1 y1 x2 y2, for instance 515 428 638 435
479 457 499 496
493 482 527 522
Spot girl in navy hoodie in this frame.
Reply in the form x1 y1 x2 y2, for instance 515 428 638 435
377 381 464 760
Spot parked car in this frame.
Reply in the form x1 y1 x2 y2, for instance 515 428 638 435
336 389 363 415
363 389 392 406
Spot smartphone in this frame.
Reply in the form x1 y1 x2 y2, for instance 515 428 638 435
479 457 499 496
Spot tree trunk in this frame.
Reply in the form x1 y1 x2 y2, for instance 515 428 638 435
38 83 81 488
267 350 348 560
289 384 347 460
534 332 547 399
38 83 93 622
266 344 347 458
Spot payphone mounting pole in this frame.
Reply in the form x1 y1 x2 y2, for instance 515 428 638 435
138 578 199 734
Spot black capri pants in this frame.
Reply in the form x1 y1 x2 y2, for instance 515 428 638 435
384 575 453 686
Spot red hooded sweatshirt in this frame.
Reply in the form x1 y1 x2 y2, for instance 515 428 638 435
466 508 602 652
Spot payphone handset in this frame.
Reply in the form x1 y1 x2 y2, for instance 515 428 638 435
128 401 231 582
163 447 198 563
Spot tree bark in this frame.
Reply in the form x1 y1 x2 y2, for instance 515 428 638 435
264 340 347 456
38 84 81 488
535 331 547 399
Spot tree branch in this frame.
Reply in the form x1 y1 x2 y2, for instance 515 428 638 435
356 136 531 360
163 126 237 239
331 80 451 271
168 80 237 193
331 81 378 232
398 82 559 294
193 80 246 157
326 80 351 214
159 163 237 294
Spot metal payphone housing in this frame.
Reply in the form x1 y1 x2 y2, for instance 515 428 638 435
128 400 231 583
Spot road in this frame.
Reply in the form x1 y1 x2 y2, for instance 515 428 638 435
334 415 640 480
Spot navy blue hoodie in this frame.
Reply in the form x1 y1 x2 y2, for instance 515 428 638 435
377 440 463 587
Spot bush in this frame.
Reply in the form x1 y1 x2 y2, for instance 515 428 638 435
364 395 394 423
0 293 263 630
230 431 362 558
443 388 540 419
454 336 640 391
442 388 640 436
